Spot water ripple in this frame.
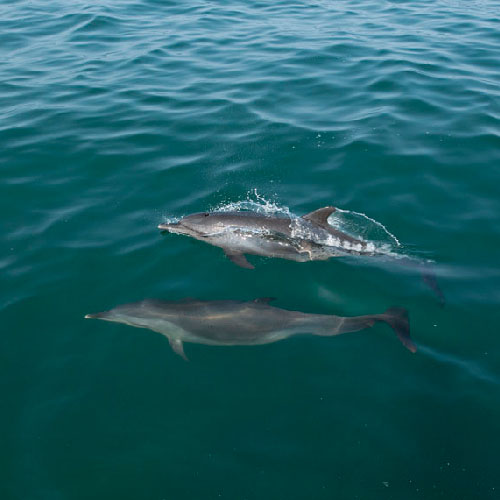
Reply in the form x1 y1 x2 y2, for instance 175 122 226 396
1 2 500 496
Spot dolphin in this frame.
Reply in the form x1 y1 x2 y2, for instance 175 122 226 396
158 207 376 269
158 207 445 305
85 298 416 360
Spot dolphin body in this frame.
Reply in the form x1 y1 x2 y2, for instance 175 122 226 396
158 207 374 269
85 298 416 360
158 207 445 305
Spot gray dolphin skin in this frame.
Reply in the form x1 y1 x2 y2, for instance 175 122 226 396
158 207 373 269
85 298 416 360
158 207 445 305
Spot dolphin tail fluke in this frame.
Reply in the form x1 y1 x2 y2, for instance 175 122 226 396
396 257 445 307
379 307 416 353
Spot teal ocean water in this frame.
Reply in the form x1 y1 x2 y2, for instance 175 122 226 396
1 0 500 498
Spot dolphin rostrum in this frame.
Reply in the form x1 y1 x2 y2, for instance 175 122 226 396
158 207 379 269
85 298 416 360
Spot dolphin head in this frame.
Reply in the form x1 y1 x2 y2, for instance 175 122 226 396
158 212 227 237
85 301 164 330
85 305 136 324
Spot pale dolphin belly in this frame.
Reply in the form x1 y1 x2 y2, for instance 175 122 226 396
180 328 296 346
149 314 346 346
154 303 303 345
203 227 347 262
205 230 312 261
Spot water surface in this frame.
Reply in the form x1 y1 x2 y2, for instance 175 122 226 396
1 1 499 498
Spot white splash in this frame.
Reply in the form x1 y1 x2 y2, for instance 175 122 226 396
213 189 292 217
158 215 180 225
329 208 401 247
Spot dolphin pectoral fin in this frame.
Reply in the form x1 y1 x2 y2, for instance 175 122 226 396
224 251 254 269
302 206 336 227
169 338 188 361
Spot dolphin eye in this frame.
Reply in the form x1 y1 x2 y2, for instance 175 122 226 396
204 213 210 217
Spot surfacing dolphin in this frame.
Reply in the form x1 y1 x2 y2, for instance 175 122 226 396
85 298 416 360
158 207 445 305
158 207 376 269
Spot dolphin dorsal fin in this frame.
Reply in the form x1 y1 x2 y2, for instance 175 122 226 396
302 206 336 227
253 297 276 305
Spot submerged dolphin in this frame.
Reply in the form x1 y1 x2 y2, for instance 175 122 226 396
158 207 375 269
85 298 416 360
